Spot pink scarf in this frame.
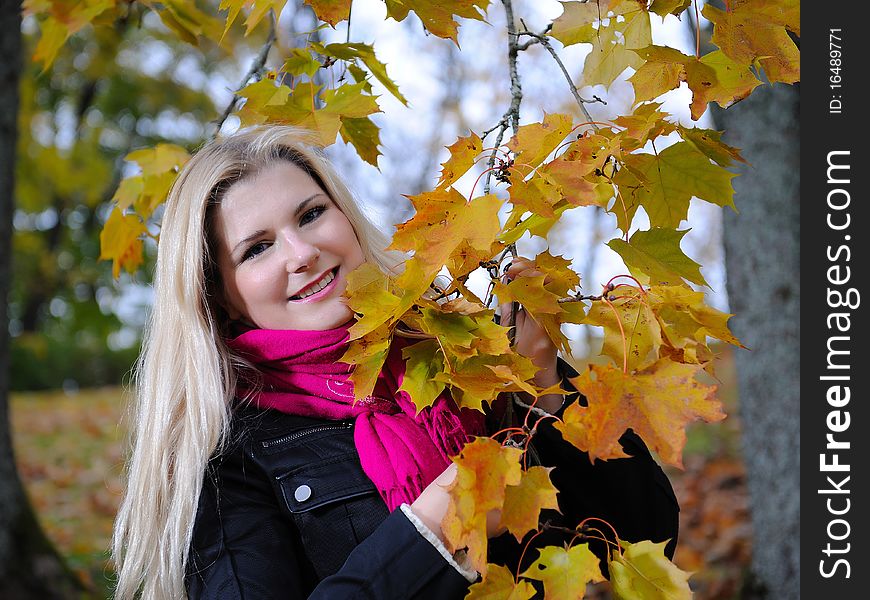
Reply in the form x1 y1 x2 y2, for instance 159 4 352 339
227 323 485 511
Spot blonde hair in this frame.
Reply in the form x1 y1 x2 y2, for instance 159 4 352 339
112 125 400 599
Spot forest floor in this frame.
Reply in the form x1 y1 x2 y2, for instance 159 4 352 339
10 348 752 599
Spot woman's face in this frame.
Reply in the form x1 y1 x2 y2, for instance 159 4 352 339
212 161 365 331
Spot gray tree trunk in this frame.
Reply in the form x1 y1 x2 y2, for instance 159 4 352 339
0 3 83 597
713 83 800 598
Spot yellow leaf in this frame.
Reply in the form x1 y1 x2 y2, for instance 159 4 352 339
585 287 662 371
99 208 147 278
507 113 574 172
340 323 393 401
550 0 605 47
111 176 144 212
703 0 799 84
609 539 693 600
466 564 536 600
315 42 408 106
125 144 190 176
581 1 652 88
520 544 605 599
303 0 352 26
383 0 491 43
676 126 746 168
499 466 560 542
438 132 483 188
443 437 523 574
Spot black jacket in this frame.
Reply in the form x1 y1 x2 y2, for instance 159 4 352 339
186 364 679 599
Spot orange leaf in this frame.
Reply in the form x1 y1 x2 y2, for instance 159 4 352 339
438 132 483 188
556 360 725 468
443 437 523 575
499 466 560 542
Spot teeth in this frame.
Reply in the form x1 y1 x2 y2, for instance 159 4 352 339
293 269 335 300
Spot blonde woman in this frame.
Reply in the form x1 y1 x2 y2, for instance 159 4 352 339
112 125 679 599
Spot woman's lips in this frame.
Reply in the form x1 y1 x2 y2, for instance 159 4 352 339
289 267 340 303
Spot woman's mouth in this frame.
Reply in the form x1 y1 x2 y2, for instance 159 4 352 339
289 267 339 303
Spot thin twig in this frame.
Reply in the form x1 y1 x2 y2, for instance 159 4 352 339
212 11 278 137
516 28 603 126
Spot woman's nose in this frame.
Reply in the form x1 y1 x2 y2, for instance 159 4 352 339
283 236 321 273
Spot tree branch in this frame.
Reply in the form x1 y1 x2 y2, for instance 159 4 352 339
212 10 278 137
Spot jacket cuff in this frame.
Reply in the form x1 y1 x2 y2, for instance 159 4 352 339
400 504 479 582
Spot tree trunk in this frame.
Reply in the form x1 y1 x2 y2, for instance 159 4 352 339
0 3 85 597
713 83 800 599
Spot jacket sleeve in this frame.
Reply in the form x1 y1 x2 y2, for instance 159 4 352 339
186 443 471 600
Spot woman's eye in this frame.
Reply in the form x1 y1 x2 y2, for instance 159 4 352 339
300 205 326 226
242 241 269 261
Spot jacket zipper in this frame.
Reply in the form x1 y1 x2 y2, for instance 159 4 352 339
260 422 352 449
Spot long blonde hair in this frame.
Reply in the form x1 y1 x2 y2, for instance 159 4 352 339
112 126 400 599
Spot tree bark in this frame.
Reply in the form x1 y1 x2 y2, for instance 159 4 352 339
0 2 84 597
713 83 800 599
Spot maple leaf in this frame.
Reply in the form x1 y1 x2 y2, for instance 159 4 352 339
339 116 382 167
281 47 323 78
99 208 147 278
630 45 761 121
648 0 691 18
340 322 393 401
342 262 405 339
438 132 483 189
443 437 523 575
399 339 447 413
584 287 662 372
620 142 736 229
647 285 744 349
436 353 538 413
676 125 746 168
520 544 606 600
549 0 605 47
240 80 380 147
383 0 491 43
612 104 677 152
538 158 600 208
303 0 351 26
703 0 800 85
507 171 563 218
466 564 536 600
582 2 651 88
125 144 190 176
609 539 693 600
607 228 707 287
390 189 502 277
220 0 288 37
313 42 408 106
26 0 115 69
499 466 560 542
557 360 725 468
507 113 574 172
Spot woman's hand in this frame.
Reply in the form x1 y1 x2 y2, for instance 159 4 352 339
498 257 563 413
409 463 505 545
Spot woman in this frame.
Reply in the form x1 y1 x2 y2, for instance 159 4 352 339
112 125 679 599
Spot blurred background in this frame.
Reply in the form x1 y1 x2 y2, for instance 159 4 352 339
2 0 798 598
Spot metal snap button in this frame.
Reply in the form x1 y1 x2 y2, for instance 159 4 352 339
294 484 312 502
